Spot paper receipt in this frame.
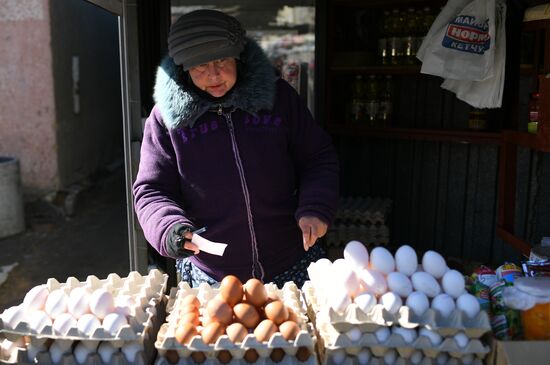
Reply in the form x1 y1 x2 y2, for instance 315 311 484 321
191 233 227 256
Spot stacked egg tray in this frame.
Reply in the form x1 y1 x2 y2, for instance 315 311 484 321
0 269 168 365
325 197 391 248
154 281 317 365
302 283 491 365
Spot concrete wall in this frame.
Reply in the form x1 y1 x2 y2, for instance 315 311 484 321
49 0 122 188
0 0 58 196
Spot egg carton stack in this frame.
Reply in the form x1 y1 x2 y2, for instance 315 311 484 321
0 269 168 365
325 198 391 248
154 278 317 365
302 242 492 365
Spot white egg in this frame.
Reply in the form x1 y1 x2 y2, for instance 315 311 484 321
441 270 466 298
410 350 423 365
419 328 442 346
102 312 128 335
374 327 391 343
453 331 469 348
456 293 481 318
330 288 351 314
345 327 362 342
334 264 361 297
435 352 449 365
23 285 49 311
405 291 430 316
462 354 475 365
80 340 99 351
68 287 92 319
27 342 47 362
49 340 70 364
0 305 24 329
358 269 387 295
431 293 456 318
330 349 347 365
45 289 69 319
98 342 118 363
114 295 136 317
74 342 93 365
122 341 143 363
392 327 417 343
383 349 397 365
52 313 77 335
421 251 448 279
354 293 377 313
370 246 395 274
386 272 413 298
394 245 418 276
380 292 402 314
411 272 441 298
89 289 115 319
343 240 369 270
77 313 101 336
357 349 371 365
28 310 52 332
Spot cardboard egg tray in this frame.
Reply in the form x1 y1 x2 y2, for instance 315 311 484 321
154 281 318 365
302 283 491 339
0 270 168 342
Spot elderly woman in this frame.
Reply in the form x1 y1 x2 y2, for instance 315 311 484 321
133 9 339 288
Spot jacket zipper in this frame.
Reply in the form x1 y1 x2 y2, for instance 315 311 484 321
224 110 265 281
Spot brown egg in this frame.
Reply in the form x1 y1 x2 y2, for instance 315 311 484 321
201 322 225 344
287 307 301 324
296 347 311 362
264 300 289 325
191 352 206 364
279 320 301 341
164 350 179 364
220 275 244 307
175 322 198 345
243 278 267 307
244 349 259 363
179 303 200 317
270 348 285 363
233 302 261 329
181 294 201 308
253 319 278 342
179 312 200 327
206 298 233 326
217 350 233 364
226 322 249 343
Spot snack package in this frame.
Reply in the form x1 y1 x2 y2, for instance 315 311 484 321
496 262 523 283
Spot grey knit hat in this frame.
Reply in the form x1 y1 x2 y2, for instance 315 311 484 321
168 9 247 70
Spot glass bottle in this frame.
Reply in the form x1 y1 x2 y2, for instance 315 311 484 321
365 75 379 126
388 9 402 65
377 75 393 126
350 75 366 123
403 8 418 65
528 92 540 134
378 11 391 65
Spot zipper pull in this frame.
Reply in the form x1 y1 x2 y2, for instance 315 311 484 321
217 104 223 115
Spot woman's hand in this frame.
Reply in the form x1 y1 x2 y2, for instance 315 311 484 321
182 231 200 254
298 216 328 251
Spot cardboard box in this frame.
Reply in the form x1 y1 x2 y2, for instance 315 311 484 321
486 339 550 365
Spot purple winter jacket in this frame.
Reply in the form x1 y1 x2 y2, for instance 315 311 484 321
133 39 339 283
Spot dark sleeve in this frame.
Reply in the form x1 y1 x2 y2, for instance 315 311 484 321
280 80 340 225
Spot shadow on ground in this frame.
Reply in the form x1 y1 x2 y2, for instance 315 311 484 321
0 168 130 311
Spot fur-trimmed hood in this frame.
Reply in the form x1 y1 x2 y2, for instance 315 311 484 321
153 37 278 129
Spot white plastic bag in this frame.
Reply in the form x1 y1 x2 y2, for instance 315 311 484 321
418 0 497 81
440 0 506 108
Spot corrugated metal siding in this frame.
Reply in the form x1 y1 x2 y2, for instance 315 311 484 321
334 137 524 264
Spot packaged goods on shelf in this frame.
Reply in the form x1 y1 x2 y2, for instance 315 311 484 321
0 269 168 365
154 278 317 365
325 198 391 248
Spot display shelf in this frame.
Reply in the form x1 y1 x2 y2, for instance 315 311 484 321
326 123 502 145
330 63 421 75
502 130 550 153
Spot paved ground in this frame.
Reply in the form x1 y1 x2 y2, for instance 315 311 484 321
0 167 131 312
